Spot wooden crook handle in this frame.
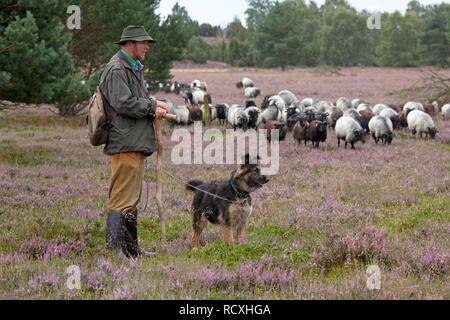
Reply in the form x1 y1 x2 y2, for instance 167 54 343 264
154 118 167 255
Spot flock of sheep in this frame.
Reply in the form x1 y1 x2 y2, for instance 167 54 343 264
159 77 450 149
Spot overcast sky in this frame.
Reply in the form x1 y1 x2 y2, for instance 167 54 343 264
157 0 448 27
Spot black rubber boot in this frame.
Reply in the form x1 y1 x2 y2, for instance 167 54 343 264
124 211 157 258
106 212 131 258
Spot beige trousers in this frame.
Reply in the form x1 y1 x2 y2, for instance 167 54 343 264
108 152 145 214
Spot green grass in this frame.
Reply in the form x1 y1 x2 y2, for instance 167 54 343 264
378 196 450 233
0 145 59 166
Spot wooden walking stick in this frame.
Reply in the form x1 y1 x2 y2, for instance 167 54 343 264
154 113 176 255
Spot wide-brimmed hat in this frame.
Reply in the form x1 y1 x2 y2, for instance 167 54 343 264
114 25 156 44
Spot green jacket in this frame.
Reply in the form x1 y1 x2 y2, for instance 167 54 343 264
100 50 157 157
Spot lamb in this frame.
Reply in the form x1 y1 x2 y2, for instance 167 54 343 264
335 116 366 149
228 104 249 131
403 101 424 113
372 104 388 115
260 121 287 142
307 120 327 148
442 104 450 120
328 106 344 129
236 77 254 89
379 108 399 130
369 116 394 145
278 90 298 107
245 87 261 99
245 106 261 129
407 110 437 139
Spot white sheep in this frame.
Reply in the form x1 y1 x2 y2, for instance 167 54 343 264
328 106 344 129
372 104 388 115
278 90 298 107
302 98 315 108
335 116 366 149
441 104 450 120
245 106 261 129
236 77 254 89
228 104 249 131
315 100 333 113
404 101 424 113
379 108 399 129
261 106 281 124
344 108 361 121
337 97 353 113
351 98 365 109
357 103 372 113
407 110 437 139
369 116 394 145
268 95 286 111
245 87 261 99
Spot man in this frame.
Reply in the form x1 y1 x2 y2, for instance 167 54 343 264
100 25 168 258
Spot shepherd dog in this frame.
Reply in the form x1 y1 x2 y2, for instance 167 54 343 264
186 154 270 248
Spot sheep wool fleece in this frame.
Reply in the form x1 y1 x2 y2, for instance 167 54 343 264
108 152 145 214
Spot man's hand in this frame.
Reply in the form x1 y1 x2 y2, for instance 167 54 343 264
154 100 169 119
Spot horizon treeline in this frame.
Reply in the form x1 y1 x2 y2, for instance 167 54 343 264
0 0 448 108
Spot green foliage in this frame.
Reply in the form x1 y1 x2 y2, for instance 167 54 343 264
0 3 75 103
376 11 422 67
420 4 450 67
184 36 212 64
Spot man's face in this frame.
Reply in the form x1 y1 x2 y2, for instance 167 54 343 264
133 41 150 61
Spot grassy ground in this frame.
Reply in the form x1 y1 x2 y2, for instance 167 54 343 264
0 68 449 300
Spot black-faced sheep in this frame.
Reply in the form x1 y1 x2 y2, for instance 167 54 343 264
407 110 437 139
228 104 249 131
369 116 394 145
245 87 261 99
335 116 366 149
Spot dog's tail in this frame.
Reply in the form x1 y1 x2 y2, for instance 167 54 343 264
186 180 204 192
